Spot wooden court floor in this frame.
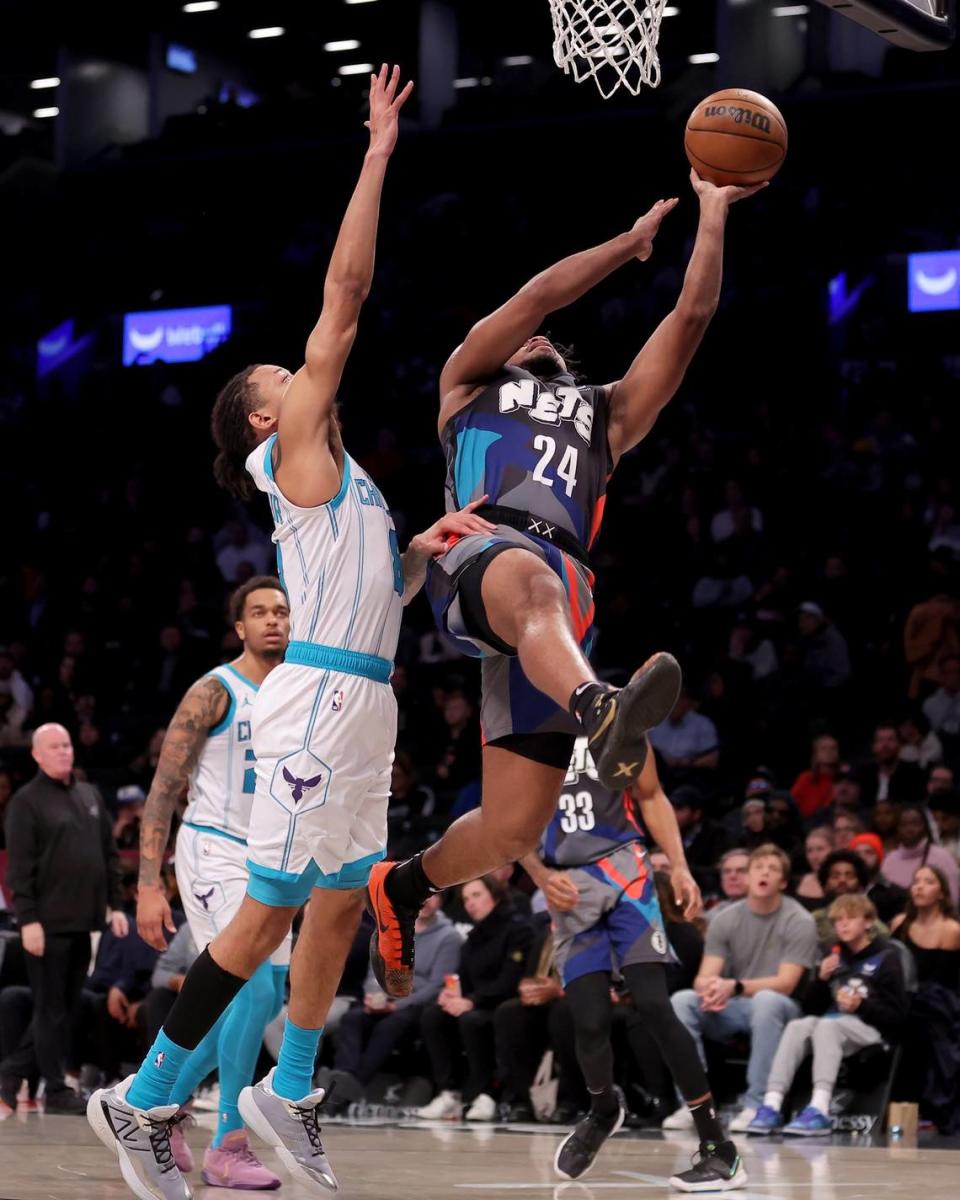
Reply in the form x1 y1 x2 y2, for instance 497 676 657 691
1 1109 958 1199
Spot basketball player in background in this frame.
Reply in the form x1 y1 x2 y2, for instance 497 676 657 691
131 575 291 1190
522 738 747 1193
369 170 766 1006
88 66 494 1200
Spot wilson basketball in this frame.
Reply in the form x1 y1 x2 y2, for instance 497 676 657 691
684 88 788 187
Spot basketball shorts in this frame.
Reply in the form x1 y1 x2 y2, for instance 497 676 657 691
244 653 397 909
425 525 596 746
551 843 671 986
176 822 292 967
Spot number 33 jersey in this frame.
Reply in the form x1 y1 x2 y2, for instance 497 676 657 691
440 367 612 550
540 737 646 868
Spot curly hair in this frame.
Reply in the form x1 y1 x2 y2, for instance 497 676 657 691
211 364 261 499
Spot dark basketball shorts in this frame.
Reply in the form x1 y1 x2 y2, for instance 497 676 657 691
425 525 596 757
551 842 671 985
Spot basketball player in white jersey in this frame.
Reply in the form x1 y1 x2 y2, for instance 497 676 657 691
88 66 494 1200
132 575 291 1190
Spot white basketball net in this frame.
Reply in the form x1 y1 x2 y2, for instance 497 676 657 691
548 0 667 98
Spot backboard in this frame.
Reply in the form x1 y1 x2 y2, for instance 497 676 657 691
815 0 956 49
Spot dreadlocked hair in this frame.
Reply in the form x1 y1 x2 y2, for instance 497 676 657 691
211 364 261 499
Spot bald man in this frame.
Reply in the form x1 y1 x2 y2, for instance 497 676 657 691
1 724 125 1114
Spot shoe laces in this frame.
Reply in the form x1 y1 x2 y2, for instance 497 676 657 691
143 1115 177 1174
295 1103 327 1157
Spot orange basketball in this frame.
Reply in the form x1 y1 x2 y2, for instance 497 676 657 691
684 88 787 188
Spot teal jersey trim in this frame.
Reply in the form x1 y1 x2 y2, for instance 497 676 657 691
208 675 237 737
285 640 392 683
182 821 248 847
222 663 260 692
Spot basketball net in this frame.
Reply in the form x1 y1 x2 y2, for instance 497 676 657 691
548 0 667 98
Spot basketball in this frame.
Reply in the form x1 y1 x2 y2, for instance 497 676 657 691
684 88 788 188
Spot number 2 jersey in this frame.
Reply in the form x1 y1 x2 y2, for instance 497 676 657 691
540 737 646 868
440 366 612 551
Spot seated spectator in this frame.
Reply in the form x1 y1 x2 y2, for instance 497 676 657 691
929 790 960 864
705 849 751 923
670 785 731 893
666 844 817 1133
928 764 955 803
794 829 835 910
416 876 533 1121
922 653 960 741
493 916 583 1123
832 812 864 851
870 798 901 855
648 688 720 773
739 795 770 853
728 613 778 682
898 710 943 770
432 687 482 797
764 791 804 863
797 602 851 691
386 751 439 859
891 865 960 1132
882 804 960 906
748 893 907 1136
859 723 925 808
112 785 146 852
144 921 198 1043
848 833 909 925
215 520 270 583
790 735 840 821
711 480 763 544
331 894 461 1107
810 850 884 945
0 683 31 750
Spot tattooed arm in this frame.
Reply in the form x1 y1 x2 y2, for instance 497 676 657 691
137 675 230 950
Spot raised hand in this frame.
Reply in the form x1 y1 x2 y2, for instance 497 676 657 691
410 497 497 559
690 167 768 208
629 197 679 262
365 63 414 158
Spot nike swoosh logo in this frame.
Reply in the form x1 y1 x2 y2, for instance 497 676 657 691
379 918 390 933
574 683 593 696
588 698 617 744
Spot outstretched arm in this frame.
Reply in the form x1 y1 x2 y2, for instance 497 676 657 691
399 498 496 604
606 170 766 462
439 198 678 404
275 65 413 506
137 675 230 950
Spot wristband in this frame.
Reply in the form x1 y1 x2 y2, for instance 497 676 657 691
733 979 744 997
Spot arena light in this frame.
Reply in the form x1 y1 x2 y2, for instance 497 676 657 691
323 39 361 51
454 77 480 88
183 1 219 11
248 27 285 39
33 106 59 118
773 5 810 14
663 6 681 14
30 76 60 89
502 55 534 66
688 52 720 64
338 62 376 75
344 0 378 5
123 304 233 366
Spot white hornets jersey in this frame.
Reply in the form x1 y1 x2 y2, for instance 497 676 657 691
245 434 404 663
181 664 260 841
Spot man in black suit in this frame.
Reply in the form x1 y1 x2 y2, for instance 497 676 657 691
858 723 924 808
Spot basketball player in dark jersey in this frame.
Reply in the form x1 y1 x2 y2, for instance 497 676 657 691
522 738 746 1192
368 171 765 1008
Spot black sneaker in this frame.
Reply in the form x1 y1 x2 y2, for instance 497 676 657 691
585 654 682 789
554 1088 625 1180
508 1101 536 1123
669 1141 748 1193
44 1087 88 1115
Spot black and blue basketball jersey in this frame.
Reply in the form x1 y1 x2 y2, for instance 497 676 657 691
541 737 646 868
441 368 613 550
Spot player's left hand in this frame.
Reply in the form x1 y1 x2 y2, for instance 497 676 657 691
365 64 414 158
411 497 497 559
109 910 130 939
690 167 768 207
670 865 702 921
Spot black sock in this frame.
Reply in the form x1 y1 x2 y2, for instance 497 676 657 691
588 1086 620 1118
568 682 615 731
164 947 247 1050
688 1094 726 1148
384 851 437 911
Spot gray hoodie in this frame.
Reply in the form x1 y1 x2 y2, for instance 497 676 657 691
363 910 462 1010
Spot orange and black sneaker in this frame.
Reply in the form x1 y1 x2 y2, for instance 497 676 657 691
366 860 417 998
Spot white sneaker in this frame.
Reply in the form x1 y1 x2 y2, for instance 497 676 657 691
662 1104 695 1130
728 1106 758 1133
415 1090 463 1120
465 1093 497 1122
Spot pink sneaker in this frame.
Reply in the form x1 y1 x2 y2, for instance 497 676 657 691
170 1112 196 1173
202 1130 281 1190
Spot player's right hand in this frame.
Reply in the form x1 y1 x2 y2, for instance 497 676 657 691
138 883 176 951
690 167 768 207
365 64 414 158
21 921 44 957
542 869 579 913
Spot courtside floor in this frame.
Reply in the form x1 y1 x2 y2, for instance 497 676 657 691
1 1109 958 1199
